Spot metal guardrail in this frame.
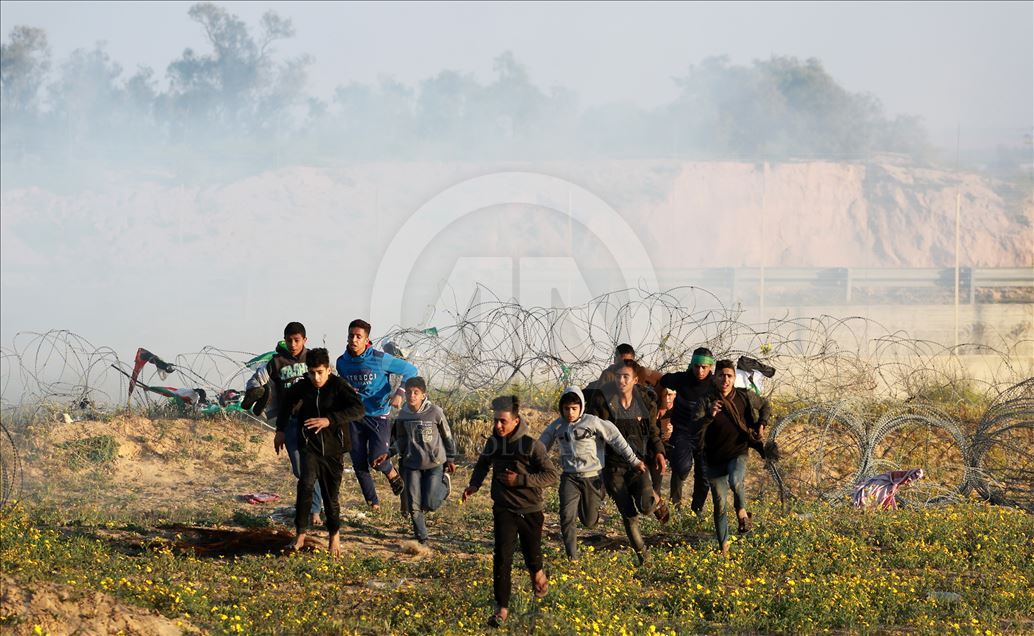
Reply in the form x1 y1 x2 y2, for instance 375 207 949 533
627 267 1034 304
652 267 1032 287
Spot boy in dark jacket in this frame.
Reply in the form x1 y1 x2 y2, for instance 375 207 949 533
694 359 770 556
658 346 716 513
373 376 457 544
584 359 668 565
462 395 559 628
243 322 324 525
276 348 365 555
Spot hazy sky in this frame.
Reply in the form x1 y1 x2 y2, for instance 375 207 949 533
1 1 1031 401
2 1 1031 147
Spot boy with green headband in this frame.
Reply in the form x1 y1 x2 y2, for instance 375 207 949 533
659 346 716 513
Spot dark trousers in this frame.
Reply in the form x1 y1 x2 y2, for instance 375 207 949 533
492 508 544 608
348 415 393 505
670 430 710 511
296 445 343 536
603 465 656 518
558 473 604 558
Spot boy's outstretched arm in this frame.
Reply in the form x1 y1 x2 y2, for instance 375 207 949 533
463 443 493 501
436 410 458 470
756 394 772 429
643 395 666 470
597 418 645 471
381 353 418 407
245 364 271 390
537 420 559 452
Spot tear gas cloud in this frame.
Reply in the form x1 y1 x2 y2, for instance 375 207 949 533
1 2 1031 391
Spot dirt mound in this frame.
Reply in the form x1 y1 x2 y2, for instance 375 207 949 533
17 414 286 518
1 575 200 635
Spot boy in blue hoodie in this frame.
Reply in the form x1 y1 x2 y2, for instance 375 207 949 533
373 376 456 544
539 385 646 560
336 318 419 510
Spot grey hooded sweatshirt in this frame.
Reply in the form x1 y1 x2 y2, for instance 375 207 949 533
539 386 643 477
390 398 457 470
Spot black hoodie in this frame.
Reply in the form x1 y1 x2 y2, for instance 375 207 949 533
467 418 559 513
659 369 714 435
277 374 365 457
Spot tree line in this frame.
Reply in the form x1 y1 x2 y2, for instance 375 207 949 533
1 3 930 177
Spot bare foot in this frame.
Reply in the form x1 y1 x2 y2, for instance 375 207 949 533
737 511 752 534
293 533 307 551
721 540 730 558
328 533 341 557
531 569 548 598
488 606 508 627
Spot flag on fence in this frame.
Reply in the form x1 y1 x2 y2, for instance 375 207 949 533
128 348 176 398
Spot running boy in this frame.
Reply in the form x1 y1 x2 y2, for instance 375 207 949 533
539 385 646 560
336 319 418 510
462 396 559 627
242 322 324 526
372 376 457 544
585 359 668 565
276 348 365 555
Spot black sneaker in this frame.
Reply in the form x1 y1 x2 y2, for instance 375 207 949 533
389 472 405 496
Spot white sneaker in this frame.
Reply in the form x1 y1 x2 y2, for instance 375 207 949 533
442 471 452 500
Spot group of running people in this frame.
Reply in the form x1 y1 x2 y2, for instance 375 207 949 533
244 319 770 627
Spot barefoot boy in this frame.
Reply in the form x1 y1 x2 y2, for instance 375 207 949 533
243 322 325 527
462 395 559 627
277 348 365 554
539 385 646 560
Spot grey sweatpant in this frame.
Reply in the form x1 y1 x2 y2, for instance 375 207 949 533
558 472 605 558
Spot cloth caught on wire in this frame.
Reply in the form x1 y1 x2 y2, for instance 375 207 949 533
852 468 925 510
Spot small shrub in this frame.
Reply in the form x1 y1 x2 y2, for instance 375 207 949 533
57 434 119 469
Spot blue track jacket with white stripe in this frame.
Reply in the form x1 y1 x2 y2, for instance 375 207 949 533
335 346 419 417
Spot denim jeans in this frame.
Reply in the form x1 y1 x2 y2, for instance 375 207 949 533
671 430 711 512
284 417 322 515
403 464 448 542
706 454 748 549
349 415 393 505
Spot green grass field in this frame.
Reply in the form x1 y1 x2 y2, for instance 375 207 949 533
1 411 1031 635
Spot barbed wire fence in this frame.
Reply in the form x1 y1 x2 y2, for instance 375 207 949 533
1 287 1031 510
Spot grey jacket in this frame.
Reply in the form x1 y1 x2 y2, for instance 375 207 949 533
391 399 456 470
539 386 643 477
